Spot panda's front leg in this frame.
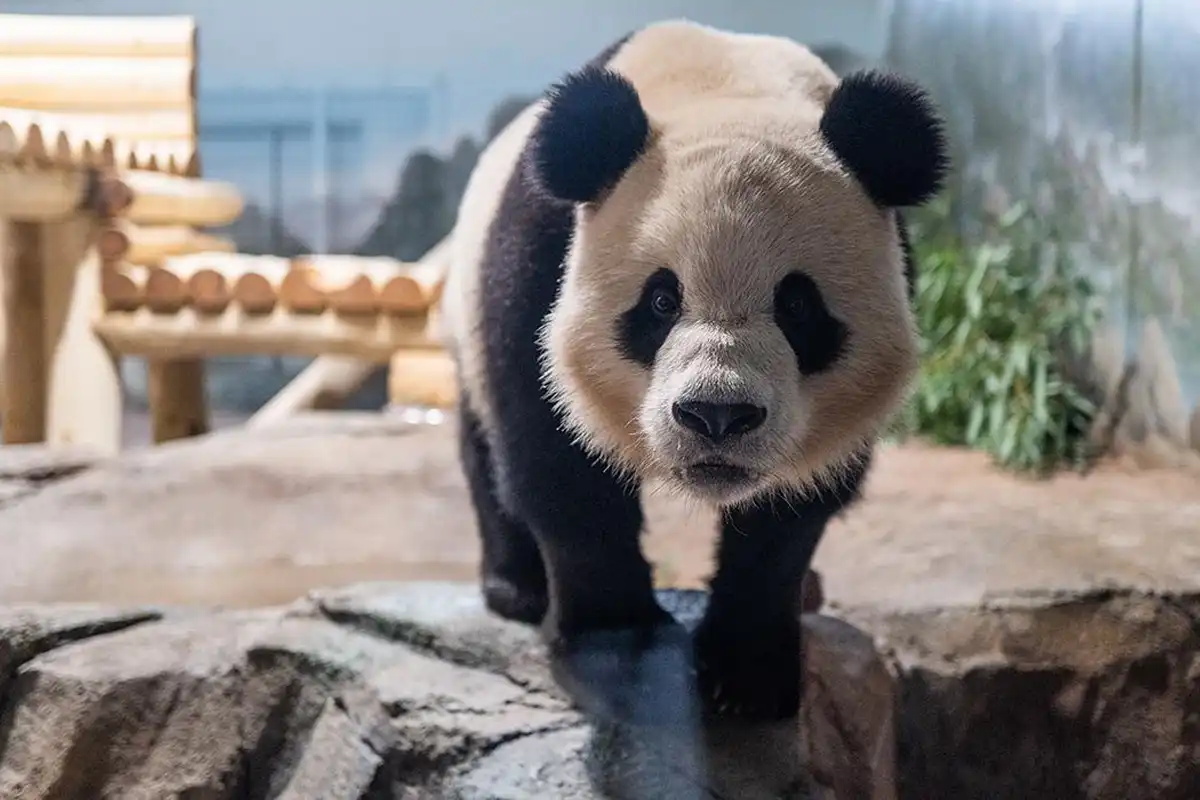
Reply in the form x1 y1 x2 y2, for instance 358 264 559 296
693 495 834 722
496 439 696 726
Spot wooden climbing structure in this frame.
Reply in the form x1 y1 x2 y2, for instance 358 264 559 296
0 13 454 455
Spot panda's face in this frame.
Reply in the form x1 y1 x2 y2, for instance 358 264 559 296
542 138 919 506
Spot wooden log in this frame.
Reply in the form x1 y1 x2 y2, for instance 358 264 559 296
288 255 442 316
0 107 194 167
158 253 291 314
92 306 436 360
39 215 122 454
1 220 47 444
123 169 244 228
123 223 234 267
0 221 5 409
151 251 252 314
142 265 187 313
0 55 194 113
232 257 289 314
0 159 93 221
95 224 130 263
147 357 209 443
100 261 145 312
278 261 327 314
379 273 426 313
388 349 458 409
251 233 455 421
0 13 196 59
86 168 135 218
291 255 382 315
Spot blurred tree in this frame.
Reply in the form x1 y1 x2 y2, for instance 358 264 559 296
356 150 450 260
809 43 870 76
213 202 312 257
484 95 535 142
353 93 535 259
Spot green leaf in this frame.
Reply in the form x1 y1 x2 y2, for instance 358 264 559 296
907 198 1101 478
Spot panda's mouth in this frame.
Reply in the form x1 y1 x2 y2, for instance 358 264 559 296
678 461 756 488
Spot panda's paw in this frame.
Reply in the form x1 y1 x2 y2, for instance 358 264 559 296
693 619 803 722
482 576 548 625
548 619 698 727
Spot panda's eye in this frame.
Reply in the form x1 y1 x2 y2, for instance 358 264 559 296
650 288 680 320
785 294 807 319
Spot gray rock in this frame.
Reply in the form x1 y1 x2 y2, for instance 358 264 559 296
814 441 1200 799
0 444 103 482
869 591 1200 800
0 444 101 510
0 584 901 799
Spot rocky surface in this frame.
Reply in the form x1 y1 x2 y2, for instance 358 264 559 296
1089 319 1200 471
0 583 895 799
2 414 1199 798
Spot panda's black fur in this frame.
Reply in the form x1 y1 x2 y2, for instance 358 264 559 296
452 22 947 724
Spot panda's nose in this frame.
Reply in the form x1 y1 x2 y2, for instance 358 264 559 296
672 400 767 443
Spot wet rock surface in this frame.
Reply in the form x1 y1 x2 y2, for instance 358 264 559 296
0 583 896 799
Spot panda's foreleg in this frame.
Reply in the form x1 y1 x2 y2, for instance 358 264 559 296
488 412 696 725
694 456 870 721
457 399 548 624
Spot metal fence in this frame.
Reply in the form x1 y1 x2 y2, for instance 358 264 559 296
884 0 1200 405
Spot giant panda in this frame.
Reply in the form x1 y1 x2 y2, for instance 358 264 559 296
440 18 947 724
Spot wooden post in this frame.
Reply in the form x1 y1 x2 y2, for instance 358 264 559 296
1 220 48 444
387 349 457 409
0 217 7 418
247 354 379 428
146 357 209 443
40 215 123 453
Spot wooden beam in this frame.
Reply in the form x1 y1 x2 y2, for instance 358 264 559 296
40 216 122 453
250 233 455 421
247 355 380 429
0 219 5 411
0 161 132 223
0 161 90 221
0 54 194 113
116 223 235 267
147 357 209 443
1 221 47 444
123 170 243 228
99 252 441 316
291 255 440 315
93 306 436 360
0 14 196 59
388 349 457 409
0 106 193 152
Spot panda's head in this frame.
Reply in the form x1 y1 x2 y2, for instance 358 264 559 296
535 63 948 507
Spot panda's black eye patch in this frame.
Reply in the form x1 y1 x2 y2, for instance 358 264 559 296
616 268 681 367
774 272 848 375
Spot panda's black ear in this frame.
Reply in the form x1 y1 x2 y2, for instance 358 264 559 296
819 69 949 208
528 66 650 204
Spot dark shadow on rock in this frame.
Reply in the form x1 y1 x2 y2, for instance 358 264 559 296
576 589 812 800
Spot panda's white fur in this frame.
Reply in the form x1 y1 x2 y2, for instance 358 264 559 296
438 101 543 435
441 18 947 722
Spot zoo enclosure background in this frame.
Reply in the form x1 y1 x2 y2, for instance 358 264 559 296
139 0 1200 412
